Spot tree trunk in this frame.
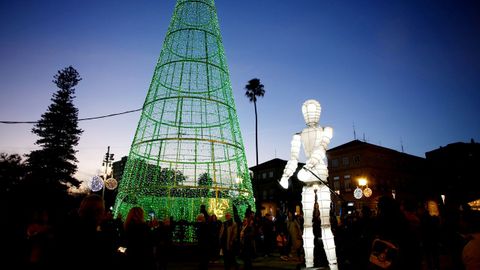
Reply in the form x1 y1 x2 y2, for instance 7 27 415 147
254 100 258 167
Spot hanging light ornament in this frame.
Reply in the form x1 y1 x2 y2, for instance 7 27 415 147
353 187 363 199
90 175 104 192
363 187 372 198
105 178 118 190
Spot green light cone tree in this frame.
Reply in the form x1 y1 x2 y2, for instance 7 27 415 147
114 0 255 228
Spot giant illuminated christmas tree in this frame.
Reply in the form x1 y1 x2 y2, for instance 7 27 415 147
114 0 255 228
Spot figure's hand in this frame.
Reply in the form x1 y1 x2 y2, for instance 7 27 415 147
279 177 289 189
297 167 312 182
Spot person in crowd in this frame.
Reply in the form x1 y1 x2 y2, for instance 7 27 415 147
100 209 124 267
420 201 441 270
400 198 423 270
263 213 275 257
240 216 255 270
460 205 480 270
219 212 239 270
124 206 155 270
277 231 289 260
56 194 112 270
25 209 54 269
152 217 173 270
196 213 210 270
208 214 222 263
369 195 409 270
286 210 303 262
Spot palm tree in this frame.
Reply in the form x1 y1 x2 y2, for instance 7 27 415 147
244 78 265 167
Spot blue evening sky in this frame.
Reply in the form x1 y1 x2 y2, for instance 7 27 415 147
1 0 479 182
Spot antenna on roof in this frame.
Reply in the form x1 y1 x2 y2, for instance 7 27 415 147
363 133 366 142
353 122 357 140
400 138 404 152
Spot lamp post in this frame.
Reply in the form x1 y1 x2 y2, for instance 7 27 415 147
102 146 114 199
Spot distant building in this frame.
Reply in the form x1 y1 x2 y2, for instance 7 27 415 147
112 156 128 183
249 158 305 217
425 139 480 205
327 140 426 215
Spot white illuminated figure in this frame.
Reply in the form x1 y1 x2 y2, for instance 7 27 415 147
279 99 337 269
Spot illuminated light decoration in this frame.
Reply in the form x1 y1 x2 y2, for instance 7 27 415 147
467 199 480 211
354 187 363 199
441 194 446 204
207 198 230 219
113 0 255 237
90 175 104 192
105 178 118 190
363 187 372 198
358 178 367 187
301 100 321 126
279 100 338 269
427 201 440 216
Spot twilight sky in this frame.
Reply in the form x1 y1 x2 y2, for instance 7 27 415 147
1 0 479 183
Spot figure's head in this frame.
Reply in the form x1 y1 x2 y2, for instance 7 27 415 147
302 99 321 126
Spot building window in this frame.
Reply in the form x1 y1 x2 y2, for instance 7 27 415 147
344 175 351 180
334 180 340 190
344 179 352 191
342 157 349 167
331 159 339 167
333 176 340 181
262 172 267 179
353 155 360 165
268 171 274 178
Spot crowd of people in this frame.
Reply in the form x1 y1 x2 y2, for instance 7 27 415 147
18 194 480 270
334 196 480 270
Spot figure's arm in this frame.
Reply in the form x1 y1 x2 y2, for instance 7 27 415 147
279 134 301 189
321 126 333 149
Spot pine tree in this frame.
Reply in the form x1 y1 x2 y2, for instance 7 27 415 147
26 66 83 197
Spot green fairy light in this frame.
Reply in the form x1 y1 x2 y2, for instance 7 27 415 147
114 0 255 238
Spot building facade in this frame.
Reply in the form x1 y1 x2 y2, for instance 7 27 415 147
112 156 128 183
327 140 426 216
425 139 480 206
249 158 305 217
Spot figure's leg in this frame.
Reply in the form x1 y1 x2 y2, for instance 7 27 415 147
302 186 315 267
318 185 338 270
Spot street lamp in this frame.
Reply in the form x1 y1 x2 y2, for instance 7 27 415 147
358 178 367 187
101 146 115 198
354 177 372 199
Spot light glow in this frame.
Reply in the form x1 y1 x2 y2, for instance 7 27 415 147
358 178 367 186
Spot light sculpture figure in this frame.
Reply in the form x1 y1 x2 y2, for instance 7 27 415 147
279 99 338 269
113 0 255 236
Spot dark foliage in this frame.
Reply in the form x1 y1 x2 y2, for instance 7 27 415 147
244 78 265 103
25 66 83 199
0 153 25 196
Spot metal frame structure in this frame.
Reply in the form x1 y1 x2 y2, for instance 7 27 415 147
114 0 255 229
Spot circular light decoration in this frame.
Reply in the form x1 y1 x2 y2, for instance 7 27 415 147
363 187 372 198
353 187 363 199
90 175 104 192
105 178 118 190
